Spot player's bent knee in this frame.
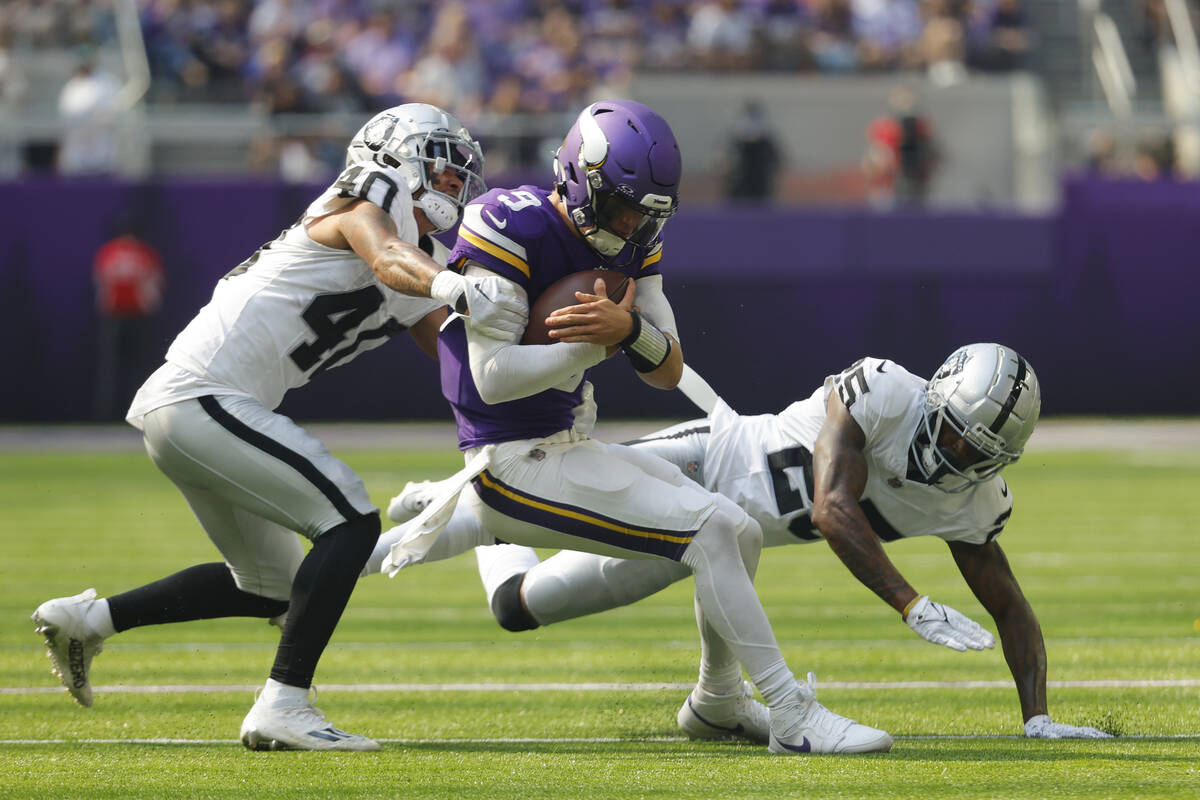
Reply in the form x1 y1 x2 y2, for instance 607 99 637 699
490 572 540 632
684 508 752 569
315 512 382 561
229 571 295 607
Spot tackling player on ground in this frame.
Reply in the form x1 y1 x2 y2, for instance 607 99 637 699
375 99 892 755
31 104 527 751
380 344 1111 740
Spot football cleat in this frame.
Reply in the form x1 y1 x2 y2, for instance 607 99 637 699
677 681 770 744
31 588 107 707
767 673 893 755
386 479 441 523
240 689 380 752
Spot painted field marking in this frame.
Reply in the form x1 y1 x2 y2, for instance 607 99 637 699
3 678 1199 696
1 734 1198 746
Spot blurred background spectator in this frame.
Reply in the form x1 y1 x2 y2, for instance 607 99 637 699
92 211 165 420
861 84 940 207
57 47 120 174
723 98 784 202
1133 129 1177 180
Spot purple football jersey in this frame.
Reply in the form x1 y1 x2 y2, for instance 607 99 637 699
440 185 663 449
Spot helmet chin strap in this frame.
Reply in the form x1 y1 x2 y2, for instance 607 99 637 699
418 192 459 233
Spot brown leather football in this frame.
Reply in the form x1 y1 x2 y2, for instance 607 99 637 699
520 269 631 344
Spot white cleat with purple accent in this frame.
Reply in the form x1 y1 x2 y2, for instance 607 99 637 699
677 681 770 744
767 673 893 755
240 689 380 752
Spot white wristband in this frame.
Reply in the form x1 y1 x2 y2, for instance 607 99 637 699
431 270 468 313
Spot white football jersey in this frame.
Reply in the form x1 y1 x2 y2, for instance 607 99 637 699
128 162 445 423
703 357 1013 549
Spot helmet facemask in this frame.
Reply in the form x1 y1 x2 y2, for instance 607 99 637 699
568 175 675 259
911 399 1016 494
402 129 486 233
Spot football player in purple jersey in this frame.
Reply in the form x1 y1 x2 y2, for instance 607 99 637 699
392 99 893 755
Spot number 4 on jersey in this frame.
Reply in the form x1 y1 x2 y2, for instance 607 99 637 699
289 286 403 376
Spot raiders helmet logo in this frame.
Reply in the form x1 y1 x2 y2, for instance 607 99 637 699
363 116 397 152
935 349 971 380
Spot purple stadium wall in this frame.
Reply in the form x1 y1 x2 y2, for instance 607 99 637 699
1 176 1197 423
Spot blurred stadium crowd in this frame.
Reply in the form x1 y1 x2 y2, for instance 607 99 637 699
3 0 1030 116
2 0 1195 190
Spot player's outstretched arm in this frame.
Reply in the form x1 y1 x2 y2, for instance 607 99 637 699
949 540 1110 736
328 201 526 338
812 392 924 612
813 392 993 651
311 199 438 296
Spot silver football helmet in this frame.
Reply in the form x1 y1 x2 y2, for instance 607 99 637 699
910 343 1041 493
345 103 486 233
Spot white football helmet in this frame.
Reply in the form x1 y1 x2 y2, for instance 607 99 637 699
910 343 1041 493
345 103 486 233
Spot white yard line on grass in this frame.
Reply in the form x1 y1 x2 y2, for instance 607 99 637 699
4 678 1198 696
1 734 1197 745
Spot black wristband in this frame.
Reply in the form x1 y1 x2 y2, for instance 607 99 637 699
620 310 672 373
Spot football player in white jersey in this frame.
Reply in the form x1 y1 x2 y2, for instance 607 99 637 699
31 104 527 752
376 344 1110 740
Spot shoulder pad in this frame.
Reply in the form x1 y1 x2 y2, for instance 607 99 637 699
641 242 663 273
332 162 414 222
828 357 922 437
455 190 548 283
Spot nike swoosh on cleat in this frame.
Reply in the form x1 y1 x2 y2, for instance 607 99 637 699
307 728 349 742
687 698 745 734
774 736 812 753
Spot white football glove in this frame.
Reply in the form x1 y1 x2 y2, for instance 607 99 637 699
431 271 527 339
1024 714 1113 739
904 595 996 651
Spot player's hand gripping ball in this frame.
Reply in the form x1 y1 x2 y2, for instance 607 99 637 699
520 269 630 345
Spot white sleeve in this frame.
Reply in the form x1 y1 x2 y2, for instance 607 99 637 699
463 265 606 405
633 274 679 341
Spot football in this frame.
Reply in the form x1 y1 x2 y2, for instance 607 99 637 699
520 269 631 345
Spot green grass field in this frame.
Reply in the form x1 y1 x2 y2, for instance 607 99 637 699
1 432 1197 799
